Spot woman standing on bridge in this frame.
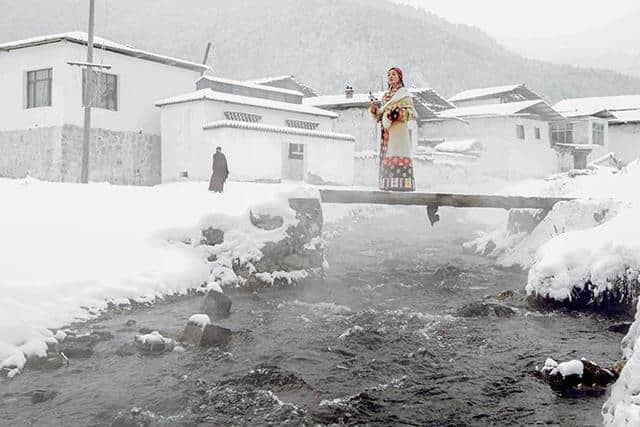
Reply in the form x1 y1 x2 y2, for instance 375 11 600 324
370 67 417 191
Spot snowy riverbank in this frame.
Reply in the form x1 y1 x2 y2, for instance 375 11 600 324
463 161 640 425
0 178 320 377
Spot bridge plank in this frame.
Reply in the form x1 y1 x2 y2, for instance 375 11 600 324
318 189 575 210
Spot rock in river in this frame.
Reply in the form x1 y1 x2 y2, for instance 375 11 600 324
456 301 515 318
535 357 617 397
201 290 232 317
182 320 232 347
134 331 176 354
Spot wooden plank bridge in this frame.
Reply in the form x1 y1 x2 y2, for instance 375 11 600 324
310 189 577 225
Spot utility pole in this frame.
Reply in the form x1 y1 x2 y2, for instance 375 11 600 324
80 0 96 184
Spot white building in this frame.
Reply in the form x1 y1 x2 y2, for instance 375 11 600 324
554 95 640 165
426 100 571 178
156 77 355 185
0 32 208 185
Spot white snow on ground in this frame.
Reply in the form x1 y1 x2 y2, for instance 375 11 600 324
0 178 317 377
433 139 483 154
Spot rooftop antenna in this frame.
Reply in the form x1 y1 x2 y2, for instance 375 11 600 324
201 41 212 75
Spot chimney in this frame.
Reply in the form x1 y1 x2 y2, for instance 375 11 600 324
345 84 354 99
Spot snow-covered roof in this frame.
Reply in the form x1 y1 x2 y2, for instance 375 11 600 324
304 92 378 108
449 84 541 103
410 87 455 112
198 75 304 97
155 89 339 118
437 100 565 121
245 75 319 97
554 95 640 119
0 31 209 72
610 109 640 124
304 88 444 119
202 120 354 141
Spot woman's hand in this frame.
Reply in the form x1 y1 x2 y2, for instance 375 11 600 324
369 99 378 115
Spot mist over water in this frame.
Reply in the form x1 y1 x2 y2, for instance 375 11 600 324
0 207 621 425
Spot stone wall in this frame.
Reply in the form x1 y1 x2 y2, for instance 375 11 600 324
61 125 161 185
0 127 63 181
0 125 161 185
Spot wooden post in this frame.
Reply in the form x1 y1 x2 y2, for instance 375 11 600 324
80 0 96 184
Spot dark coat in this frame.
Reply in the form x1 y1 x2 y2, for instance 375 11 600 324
209 152 229 192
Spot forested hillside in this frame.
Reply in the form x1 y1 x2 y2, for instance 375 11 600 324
2 0 640 101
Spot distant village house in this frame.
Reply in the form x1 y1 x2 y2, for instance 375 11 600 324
156 75 355 185
0 32 208 185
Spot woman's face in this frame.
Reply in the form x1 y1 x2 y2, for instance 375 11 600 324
388 70 400 88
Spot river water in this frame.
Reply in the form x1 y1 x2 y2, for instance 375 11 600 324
0 206 625 426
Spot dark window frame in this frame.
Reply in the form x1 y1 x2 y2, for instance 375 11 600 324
550 122 573 145
288 143 304 160
82 69 118 111
534 127 541 140
26 68 52 108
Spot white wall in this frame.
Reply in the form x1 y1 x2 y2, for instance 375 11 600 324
0 41 202 135
199 127 354 185
609 123 640 164
304 137 354 185
421 116 558 179
0 43 67 131
203 127 282 182
159 98 339 182
61 42 202 134
331 107 377 152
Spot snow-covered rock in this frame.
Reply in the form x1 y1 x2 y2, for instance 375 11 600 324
134 331 175 354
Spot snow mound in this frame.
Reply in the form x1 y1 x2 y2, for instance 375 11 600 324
0 179 311 376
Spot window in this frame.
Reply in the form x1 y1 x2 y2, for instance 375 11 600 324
550 123 573 144
288 143 304 160
516 124 525 139
534 127 541 140
286 119 319 130
83 70 118 110
224 111 262 122
593 122 605 146
26 68 52 108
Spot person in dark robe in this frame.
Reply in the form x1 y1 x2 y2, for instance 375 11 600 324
208 147 229 192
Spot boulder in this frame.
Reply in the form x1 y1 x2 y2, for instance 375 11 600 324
182 323 232 347
456 301 515 318
201 290 232 317
536 357 617 397
134 331 175 354
31 389 58 404
201 227 224 246
495 290 514 301
608 322 632 334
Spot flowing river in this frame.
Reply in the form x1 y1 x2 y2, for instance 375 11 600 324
0 207 624 426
